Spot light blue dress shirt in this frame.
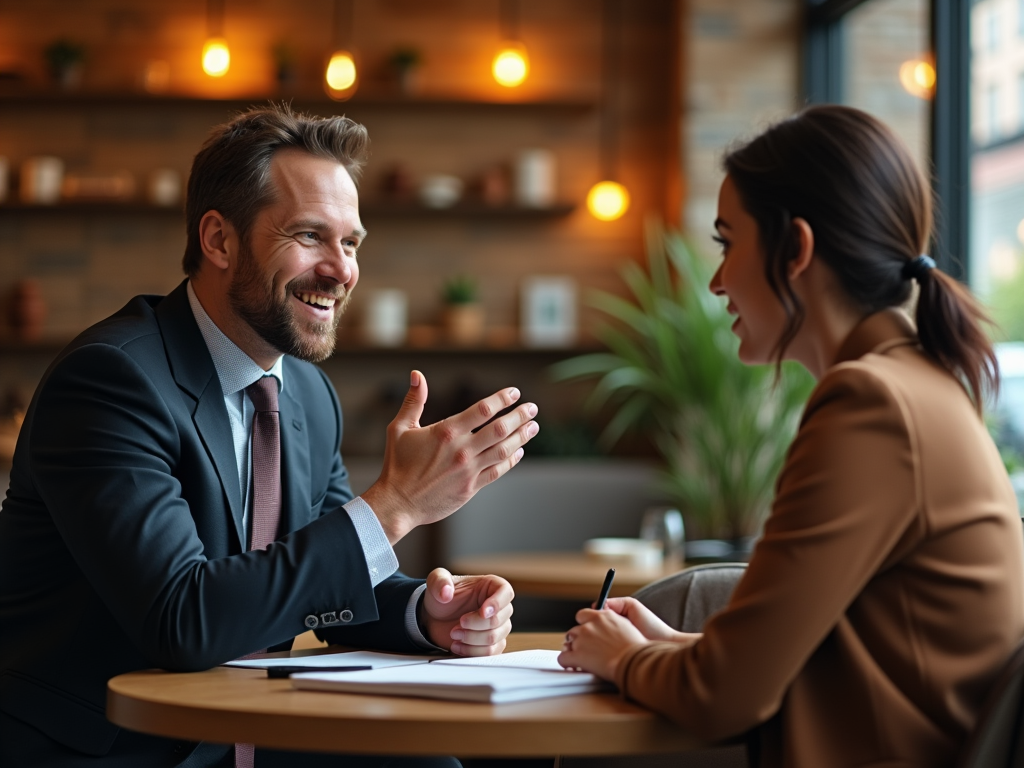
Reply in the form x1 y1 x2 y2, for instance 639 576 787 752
186 282 433 648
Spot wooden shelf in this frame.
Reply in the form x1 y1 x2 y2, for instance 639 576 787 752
0 89 597 113
0 202 182 215
361 202 575 218
0 201 575 218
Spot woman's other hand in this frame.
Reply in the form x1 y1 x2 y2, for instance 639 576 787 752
558 607 649 680
602 597 692 642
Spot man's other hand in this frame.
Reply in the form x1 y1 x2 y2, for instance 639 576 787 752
419 568 514 656
362 370 539 543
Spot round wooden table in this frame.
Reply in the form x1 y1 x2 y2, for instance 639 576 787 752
451 552 676 600
106 633 699 758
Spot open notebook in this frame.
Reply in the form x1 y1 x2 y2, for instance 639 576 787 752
287 649 612 703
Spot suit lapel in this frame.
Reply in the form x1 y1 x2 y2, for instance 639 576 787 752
156 281 246 549
279 360 311 535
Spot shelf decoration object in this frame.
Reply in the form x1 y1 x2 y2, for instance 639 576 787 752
363 289 408 347
388 46 423 95
202 0 230 77
19 157 64 205
325 0 358 101
586 0 630 222
514 149 556 208
520 276 577 348
441 275 485 346
43 39 84 89
492 0 529 88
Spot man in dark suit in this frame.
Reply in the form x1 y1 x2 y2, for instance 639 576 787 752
0 105 539 767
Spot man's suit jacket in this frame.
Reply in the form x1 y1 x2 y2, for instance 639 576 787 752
614 310 1024 767
0 281 424 765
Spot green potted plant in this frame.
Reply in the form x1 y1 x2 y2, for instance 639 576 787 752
441 274 484 346
389 46 423 95
552 221 814 549
43 39 85 89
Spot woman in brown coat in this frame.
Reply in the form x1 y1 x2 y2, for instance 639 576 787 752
558 105 1024 767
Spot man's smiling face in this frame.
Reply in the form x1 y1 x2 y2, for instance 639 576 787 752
228 148 366 363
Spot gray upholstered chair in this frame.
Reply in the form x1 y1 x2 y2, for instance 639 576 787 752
562 562 749 768
955 637 1024 768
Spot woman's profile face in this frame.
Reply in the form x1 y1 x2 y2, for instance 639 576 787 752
709 174 789 365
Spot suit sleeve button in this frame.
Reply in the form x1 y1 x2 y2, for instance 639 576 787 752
304 614 319 629
339 609 354 623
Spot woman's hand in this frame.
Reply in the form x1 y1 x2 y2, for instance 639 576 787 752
557 607 649 681
601 597 689 642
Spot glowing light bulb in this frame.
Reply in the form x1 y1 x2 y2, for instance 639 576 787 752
899 58 935 99
202 37 230 78
587 181 629 222
492 42 529 88
325 50 358 99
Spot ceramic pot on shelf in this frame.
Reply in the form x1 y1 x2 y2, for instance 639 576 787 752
442 304 484 346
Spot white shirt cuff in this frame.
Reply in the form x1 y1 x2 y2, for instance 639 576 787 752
342 496 399 588
404 583 447 651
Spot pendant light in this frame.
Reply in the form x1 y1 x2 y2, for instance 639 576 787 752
202 0 230 78
492 0 529 88
325 0 358 100
898 56 936 100
587 0 629 221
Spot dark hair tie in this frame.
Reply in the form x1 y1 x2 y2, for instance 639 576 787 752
902 254 936 282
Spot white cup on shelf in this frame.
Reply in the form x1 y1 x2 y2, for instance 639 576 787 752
363 289 408 347
514 149 555 208
20 156 64 204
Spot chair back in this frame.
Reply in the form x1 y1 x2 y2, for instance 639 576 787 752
633 562 747 633
956 638 1024 768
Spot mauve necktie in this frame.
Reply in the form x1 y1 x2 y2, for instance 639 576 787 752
236 376 282 768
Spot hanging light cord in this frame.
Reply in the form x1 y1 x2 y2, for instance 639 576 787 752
600 0 622 181
207 0 224 37
500 0 520 41
333 0 354 50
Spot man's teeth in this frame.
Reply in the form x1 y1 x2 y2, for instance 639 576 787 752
297 293 336 308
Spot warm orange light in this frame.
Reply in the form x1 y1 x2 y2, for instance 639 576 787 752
202 37 230 77
492 42 529 87
325 50 358 100
587 181 630 221
899 58 935 99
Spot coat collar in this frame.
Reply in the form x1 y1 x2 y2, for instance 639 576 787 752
832 308 918 368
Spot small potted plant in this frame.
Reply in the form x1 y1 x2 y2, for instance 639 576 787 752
43 39 85 89
441 275 484 346
271 41 298 89
389 46 422 95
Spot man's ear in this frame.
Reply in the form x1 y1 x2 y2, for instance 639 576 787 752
789 217 815 281
198 210 236 272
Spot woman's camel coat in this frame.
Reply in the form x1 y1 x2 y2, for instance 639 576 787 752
616 309 1024 768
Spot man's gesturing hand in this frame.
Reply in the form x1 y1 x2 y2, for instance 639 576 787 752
362 370 539 544
419 568 514 655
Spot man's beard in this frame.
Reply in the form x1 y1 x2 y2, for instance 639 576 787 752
228 240 350 363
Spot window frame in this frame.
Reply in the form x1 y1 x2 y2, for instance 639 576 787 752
802 0 971 281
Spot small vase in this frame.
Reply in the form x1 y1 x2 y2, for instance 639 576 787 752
9 279 47 341
442 304 484 346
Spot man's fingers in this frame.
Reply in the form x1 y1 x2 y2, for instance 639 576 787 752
459 601 514 631
451 620 512 648
426 567 455 604
393 370 428 430
454 388 522 434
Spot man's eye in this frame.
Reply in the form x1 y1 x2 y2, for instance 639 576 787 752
300 232 318 240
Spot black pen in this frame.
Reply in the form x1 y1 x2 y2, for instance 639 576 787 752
595 567 616 610
266 665 372 678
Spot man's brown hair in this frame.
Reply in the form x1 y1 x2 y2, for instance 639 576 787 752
182 103 369 277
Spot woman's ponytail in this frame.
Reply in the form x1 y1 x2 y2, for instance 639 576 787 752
914 266 999 412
